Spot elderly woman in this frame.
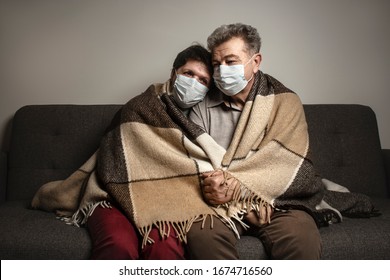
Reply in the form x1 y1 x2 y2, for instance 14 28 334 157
86 44 213 260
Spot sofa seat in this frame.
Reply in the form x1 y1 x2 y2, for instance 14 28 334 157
1 197 389 260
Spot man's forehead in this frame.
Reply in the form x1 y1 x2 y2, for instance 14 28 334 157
212 39 247 59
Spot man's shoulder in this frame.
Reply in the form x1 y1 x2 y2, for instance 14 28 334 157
264 73 295 95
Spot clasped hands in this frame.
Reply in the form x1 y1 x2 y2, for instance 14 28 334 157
201 169 239 206
200 170 273 226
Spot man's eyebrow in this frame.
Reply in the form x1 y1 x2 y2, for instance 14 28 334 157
224 54 240 59
213 54 240 62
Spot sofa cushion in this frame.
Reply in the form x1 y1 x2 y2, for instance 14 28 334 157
236 236 268 260
7 105 122 201
319 197 390 259
304 105 387 197
0 151 7 203
0 200 91 259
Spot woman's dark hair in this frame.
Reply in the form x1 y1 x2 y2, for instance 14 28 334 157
172 44 213 76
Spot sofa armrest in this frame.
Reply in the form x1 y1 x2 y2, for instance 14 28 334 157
383 149 390 198
0 151 7 203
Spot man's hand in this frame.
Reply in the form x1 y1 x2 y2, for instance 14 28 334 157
244 206 273 226
201 170 239 206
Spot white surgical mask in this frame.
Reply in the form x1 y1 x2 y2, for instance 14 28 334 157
173 74 209 109
213 55 255 96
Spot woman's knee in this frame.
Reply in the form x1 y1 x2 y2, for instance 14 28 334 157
87 205 140 259
141 225 185 260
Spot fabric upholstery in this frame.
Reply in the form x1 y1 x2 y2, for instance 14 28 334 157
0 200 91 259
7 105 122 201
320 198 390 259
304 105 387 197
383 149 390 197
0 151 6 203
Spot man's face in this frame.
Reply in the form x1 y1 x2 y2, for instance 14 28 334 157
212 37 260 81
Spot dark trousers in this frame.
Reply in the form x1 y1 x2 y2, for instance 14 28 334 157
186 209 322 260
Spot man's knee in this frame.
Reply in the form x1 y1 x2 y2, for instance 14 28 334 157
186 216 239 259
289 211 321 249
266 210 322 259
187 217 217 243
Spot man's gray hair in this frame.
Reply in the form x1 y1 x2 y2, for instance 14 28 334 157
207 23 261 55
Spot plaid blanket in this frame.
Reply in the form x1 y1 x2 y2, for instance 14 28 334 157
31 74 377 245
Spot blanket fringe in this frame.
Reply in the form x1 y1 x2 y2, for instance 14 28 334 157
237 182 273 221
218 204 250 238
218 172 274 231
139 214 215 248
58 200 111 227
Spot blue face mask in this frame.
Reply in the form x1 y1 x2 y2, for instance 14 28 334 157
173 74 209 109
213 55 255 96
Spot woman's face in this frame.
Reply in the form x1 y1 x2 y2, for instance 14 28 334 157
175 59 212 89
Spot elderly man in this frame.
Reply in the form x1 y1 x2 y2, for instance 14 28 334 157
187 23 322 260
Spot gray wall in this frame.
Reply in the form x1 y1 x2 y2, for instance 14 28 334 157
1 0 389 151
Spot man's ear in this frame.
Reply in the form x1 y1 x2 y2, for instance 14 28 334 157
253 53 262 73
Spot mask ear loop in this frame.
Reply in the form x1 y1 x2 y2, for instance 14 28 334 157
244 53 260 83
173 70 179 80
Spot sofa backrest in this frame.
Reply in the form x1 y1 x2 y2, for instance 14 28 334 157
304 104 387 197
7 105 122 201
6 104 387 201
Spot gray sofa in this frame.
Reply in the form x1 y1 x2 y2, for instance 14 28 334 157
1 104 389 260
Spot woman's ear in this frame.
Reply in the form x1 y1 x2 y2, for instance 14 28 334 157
170 68 176 81
169 68 177 92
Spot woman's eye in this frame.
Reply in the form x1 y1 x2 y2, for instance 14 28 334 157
183 71 194 77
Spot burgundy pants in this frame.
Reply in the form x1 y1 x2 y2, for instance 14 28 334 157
86 205 185 260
